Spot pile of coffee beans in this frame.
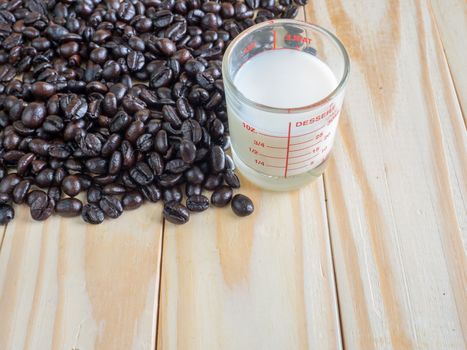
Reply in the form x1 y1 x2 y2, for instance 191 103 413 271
0 0 303 225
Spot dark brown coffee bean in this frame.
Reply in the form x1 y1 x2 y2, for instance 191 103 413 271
130 161 154 185
0 193 11 204
85 157 108 174
87 186 103 204
155 129 169 154
127 51 145 71
47 186 61 203
159 173 183 187
103 184 126 195
140 183 161 202
12 179 31 204
82 203 105 224
56 198 83 217
21 102 46 128
166 159 190 174
186 194 209 212
231 194 254 216
31 82 56 99
122 191 144 210
0 173 21 194
224 170 240 188
99 195 123 219
0 204 14 225
61 175 81 197
211 185 233 207
30 195 55 221
163 187 183 203
147 152 164 176
204 173 223 190
210 145 225 173
163 201 190 224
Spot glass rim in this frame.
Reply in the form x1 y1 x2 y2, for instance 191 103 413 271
222 19 350 114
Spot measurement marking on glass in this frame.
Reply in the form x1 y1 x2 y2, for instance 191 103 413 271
288 152 320 165
284 122 292 177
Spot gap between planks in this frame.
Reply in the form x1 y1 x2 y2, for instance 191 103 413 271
427 0 466 124
155 218 166 350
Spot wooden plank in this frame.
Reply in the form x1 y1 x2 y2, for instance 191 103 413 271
0 203 163 350
306 0 467 348
157 177 341 350
430 0 467 119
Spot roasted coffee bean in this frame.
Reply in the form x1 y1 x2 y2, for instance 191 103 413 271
81 203 105 224
21 102 46 128
130 161 154 185
163 187 183 203
48 186 61 203
210 145 225 173
103 184 126 195
166 159 190 174
186 194 209 212
204 173 223 190
99 195 123 218
122 191 144 210
56 198 83 217
155 129 169 154
231 194 254 216
0 204 14 225
61 175 81 197
141 183 161 202
30 195 55 221
211 185 233 207
180 139 197 163
184 166 204 184
224 170 240 188
163 201 190 224
12 179 31 204
0 173 21 194
0 193 11 204
87 186 103 203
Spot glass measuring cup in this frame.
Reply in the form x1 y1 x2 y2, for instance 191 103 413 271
222 19 350 191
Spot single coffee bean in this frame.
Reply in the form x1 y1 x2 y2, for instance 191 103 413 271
163 187 183 203
186 194 209 212
122 191 144 210
140 183 161 202
180 139 197 163
186 184 202 197
204 173 223 190
0 174 21 194
30 195 55 221
56 198 83 217
0 204 14 225
82 203 105 224
103 184 127 195
99 195 123 219
163 201 190 224
211 185 233 207
21 102 46 128
12 179 31 204
87 186 103 204
48 187 62 203
224 170 240 188
61 175 81 197
130 162 154 185
210 145 225 173
27 190 47 207
231 194 254 216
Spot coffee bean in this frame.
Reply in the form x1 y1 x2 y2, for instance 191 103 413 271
130 161 154 185
211 185 233 207
48 186 62 203
141 183 161 202
21 102 46 128
122 191 144 210
0 173 21 194
99 195 123 218
61 175 81 197
30 194 54 221
210 145 225 173
163 201 190 224
12 179 31 204
0 204 14 225
231 194 254 216
87 186 103 203
56 198 83 217
224 170 240 188
0 193 11 204
82 203 105 224
186 194 209 212
163 187 183 203
204 173 223 190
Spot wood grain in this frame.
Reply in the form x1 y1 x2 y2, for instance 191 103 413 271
430 0 467 119
306 0 467 348
0 203 163 350
157 177 341 350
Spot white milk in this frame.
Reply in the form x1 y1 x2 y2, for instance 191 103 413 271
227 49 343 190
234 49 337 109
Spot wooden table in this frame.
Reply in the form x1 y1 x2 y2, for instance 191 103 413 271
1 0 466 349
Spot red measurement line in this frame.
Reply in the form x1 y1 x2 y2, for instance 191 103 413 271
291 123 328 138
257 152 285 159
291 138 323 147
257 131 288 138
273 30 277 49
288 153 319 165
266 145 287 149
289 144 318 152
288 152 311 159
284 122 292 177
288 163 311 171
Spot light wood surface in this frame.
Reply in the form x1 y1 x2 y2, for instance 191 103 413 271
0 1 466 349
306 0 467 349
157 177 341 350
430 0 467 118
0 204 163 350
